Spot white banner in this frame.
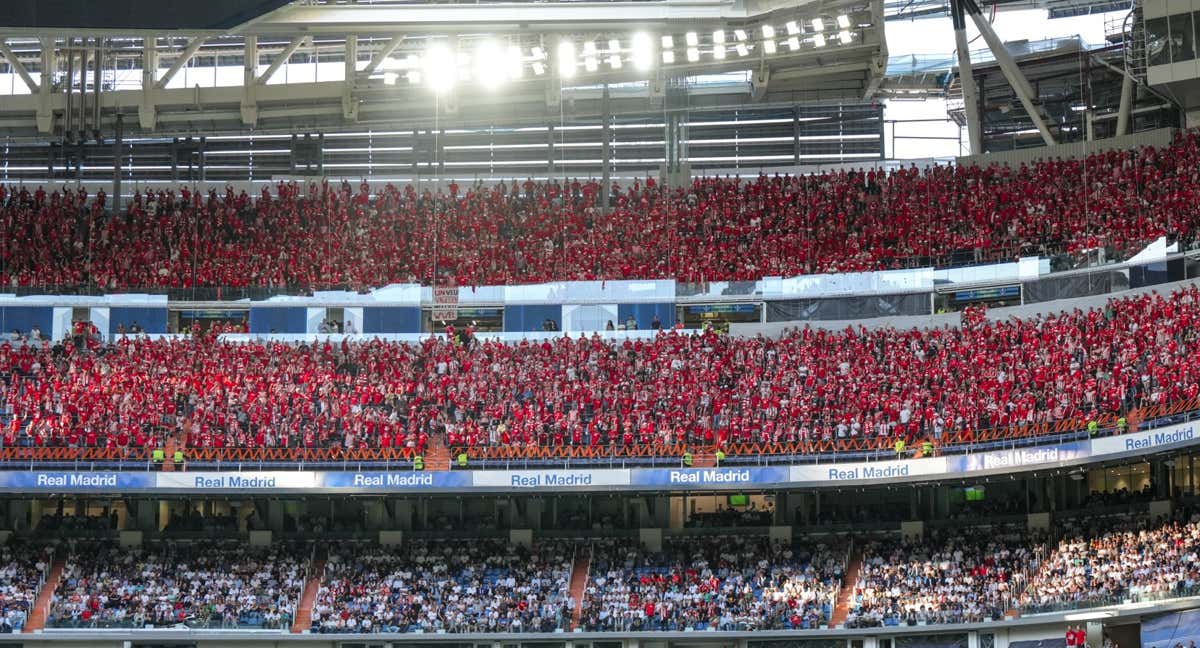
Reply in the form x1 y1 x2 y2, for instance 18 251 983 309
471 469 630 489
432 286 459 322
156 471 319 490
791 457 949 484
1091 423 1197 455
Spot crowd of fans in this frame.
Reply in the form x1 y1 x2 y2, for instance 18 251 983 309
2 284 1199 455
311 539 572 633
1021 514 1200 610
48 542 303 629
845 528 1032 627
0 510 1192 633
4 131 1200 291
0 540 49 632
579 537 843 631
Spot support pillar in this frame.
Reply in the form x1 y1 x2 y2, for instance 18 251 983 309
962 0 1055 146
139 37 157 130
951 0 982 154
343 35 358 120
548 124 556 180
600 84 611 213
112 113 122 213
36 38 55 134
240 35 259 127
1116 72 1135 136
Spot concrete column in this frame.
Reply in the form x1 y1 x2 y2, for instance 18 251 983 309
240 35 259 126
526 499 544 529
600 84 611 213
139 37 157 129
342 35 358 120
774 492 789 524
135 500 157 532
1116 73 1134 136
951 0 982 154
396 501 415 530
962 0 1054 146
6 501 30 532
36 38 56 134
267 499 284 532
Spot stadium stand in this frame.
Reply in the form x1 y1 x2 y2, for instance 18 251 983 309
2 132 1199 292
0 540 49 632
579 536 844 631
845 528 1031 626
310 539 572 633
46 541 304 629
1 285 1199 465
0 511 1191 632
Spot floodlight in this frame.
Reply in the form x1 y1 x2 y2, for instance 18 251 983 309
506 45 524 79
838 30 852 43
662 50 675 63
686 47 700 61
424 43 457 94
475 41 505 89
608 39 623 68
837 14 851 28
786 36 800 50
813 33 825 47
785 21 800 35
713 30 725 44
811 18 824 31
763 39 777 54
662 35 674 48
762 25 775 38
632 32 654 70
685 31 699 46
736 43 749 56
713 44 725 59
405 54 421 84
734 29 747 41
583 40 598 71
558 41 577 77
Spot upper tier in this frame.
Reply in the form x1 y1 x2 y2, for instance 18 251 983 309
4 130 1199 291
2 284 1199 469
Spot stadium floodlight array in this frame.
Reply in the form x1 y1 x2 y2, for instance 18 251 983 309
374 12 859 91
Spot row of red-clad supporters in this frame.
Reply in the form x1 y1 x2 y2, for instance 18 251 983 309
3 132 1200 290
0 508 1194 632
2 286 1199 456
